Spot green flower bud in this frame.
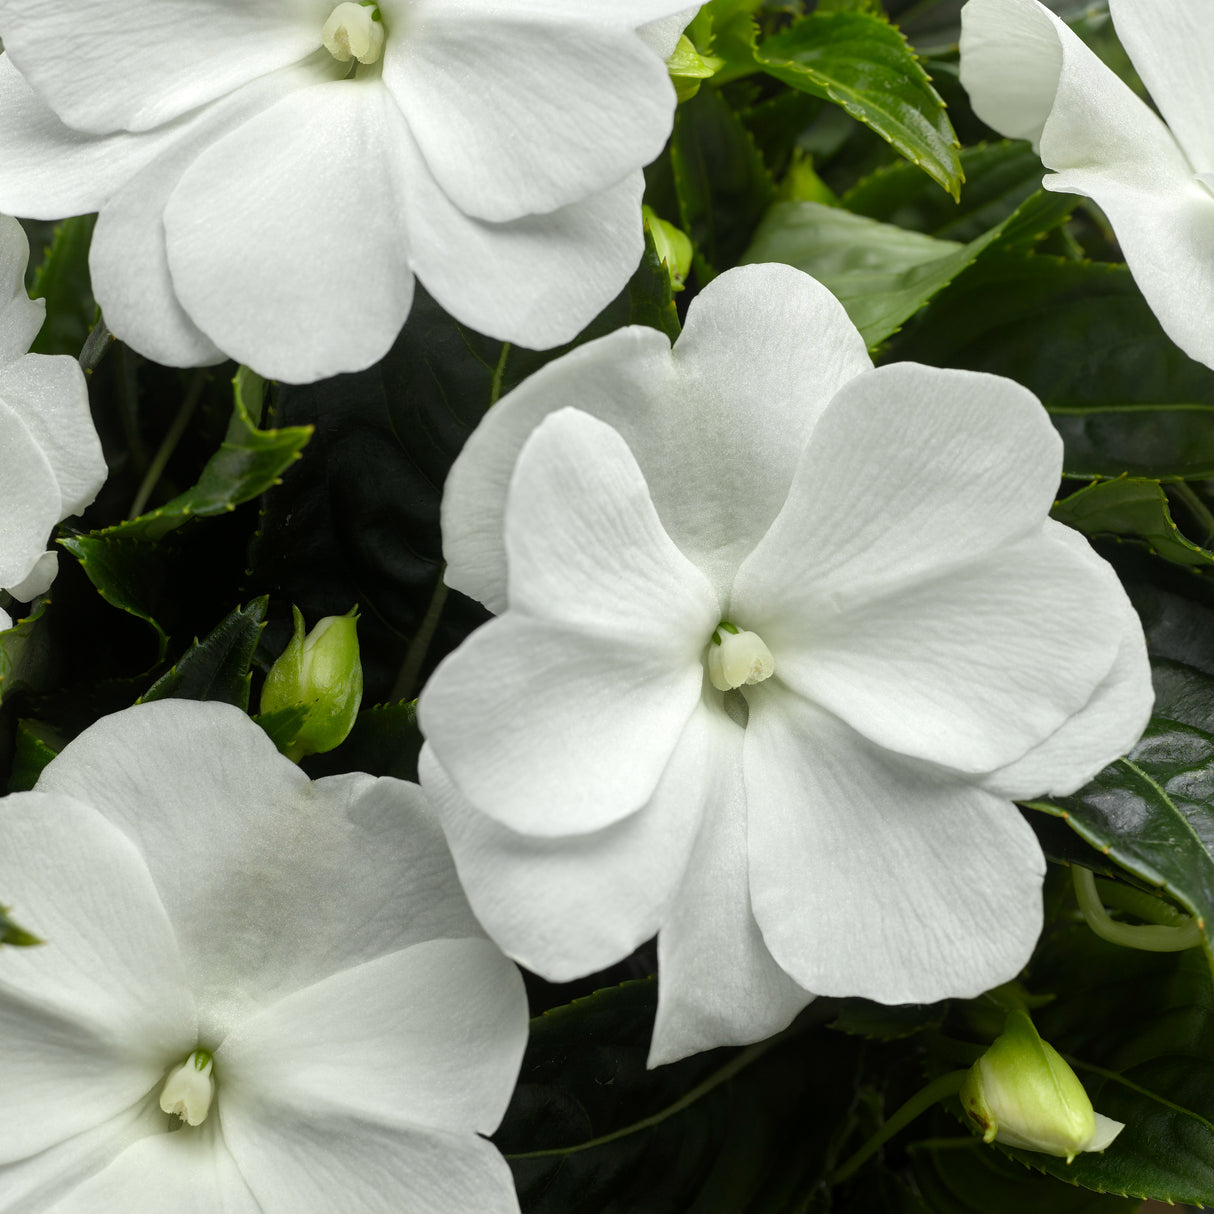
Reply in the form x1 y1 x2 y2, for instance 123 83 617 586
642 206 693 293
960 1009 1124 1162
665 34 724 103
261 606 363 761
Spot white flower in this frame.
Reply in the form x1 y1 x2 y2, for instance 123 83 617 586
0 0 695 384
0 699 528 1213
417 264 1153 1066
0 213 106 630
959 0 1214 369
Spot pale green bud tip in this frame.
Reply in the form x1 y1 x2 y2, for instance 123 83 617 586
323 2 384 64
666 34 724 102
262 606 364 759
160 1050 215 1126
961 1010 1125 1162
642 206 693 292
708 624 775 692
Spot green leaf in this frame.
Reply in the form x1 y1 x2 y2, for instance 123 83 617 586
497 983 859 1213
830 997 946 1041
629 221 681 342
755 11 962 198
9 719 62 792
1052 479 1214 571
303 700 422 782
26 214 97 358
0 600 54 709
0 905 41 947
670 84 776 280
140 597 268 709
255 704 311 756
886 252 1214 480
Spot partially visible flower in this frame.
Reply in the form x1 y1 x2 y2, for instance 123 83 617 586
0 700 528 1213
418 264 1153 1066
959 0 1214 369
0 0 695 383
0 213 106 630
962 1009 1124 1161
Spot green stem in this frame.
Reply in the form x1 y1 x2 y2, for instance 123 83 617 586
490 342 511 407
1169 481 1214 548
391 573 449 703
1073 867 1202 952
126 369 207 520
78 315 114 375
831 1070 968 1184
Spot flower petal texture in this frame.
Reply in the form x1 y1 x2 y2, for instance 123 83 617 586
0 0 688 381
0 699 528 1212
959 0 1214 369
420 263 1154 1064
0 213 105 611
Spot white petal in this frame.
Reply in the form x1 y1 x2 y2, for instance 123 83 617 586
1107 0 1214 172
0 793 196 1162
384 8 673 222
769 522 1124 775
405 0 696 26
0 0 329 134
0 396 68 588
221 1103 522 1214
7 549 56 602
1088 1112 1125 1152
218 939 526 1136
730 361 1061 614
0 212 44 363
442 263 872 611
745 689 1045 1001
961 0 1214 369
48 1120 260 1214
637 8 700 58
0 354 106 515
421 409 716 835
650 706 813 1067
421 706 706 981
0 56 202 219
34 701 483 1043
980 530 1152 799
164 77 414 382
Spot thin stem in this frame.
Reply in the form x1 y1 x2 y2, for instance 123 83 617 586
490 342 511 407
391 573 448 703
127 369 207 520
831 1071 968 1184
78 316 114 375
1073 866 1202 952
1169 481 1214 548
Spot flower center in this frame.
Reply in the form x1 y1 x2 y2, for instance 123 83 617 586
707 621 775 692
323 2 385 65
159 1049 215 1127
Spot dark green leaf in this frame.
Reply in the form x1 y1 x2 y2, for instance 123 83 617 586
26 214 96 358
756 11 962 198
671 84 776 280
1052 480 1214 571
8 719 62 792
140 597 268 709
830 997 946 1041
0 600 54 709
303 700 422 783
885 253 1214 480
630 222 681 342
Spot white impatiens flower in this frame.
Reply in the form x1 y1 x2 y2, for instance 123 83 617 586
959 0 1214 369
0 213 106 631
0 0 695 384
0 699 528 1213
418 264 1154 1066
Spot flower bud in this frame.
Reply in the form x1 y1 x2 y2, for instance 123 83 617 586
707 623 775 692
642 207 692 294
261 606 363 761
960 1009 1124 1162
665 34 723 103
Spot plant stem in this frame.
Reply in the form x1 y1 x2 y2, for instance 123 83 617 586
126 369 207 520
1073 866 1202 952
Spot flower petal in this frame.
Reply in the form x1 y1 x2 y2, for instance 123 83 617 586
383 5 673 222
0 0 328 134
770 521 1125 774
422 409 715 835
48 1120 260 1214
33 701 482 1044
0 353 106 515
218 938 526 1136
164 77 414 382
0 396 69 588
745 689 1045 1001
0 213 44 362
731 361 1061 615
421 706 706 981
1106 0 1214 173
960 0 1214 369
0 793 196 1162
222 1105 521 1214
443 263 872 611
650 706 813 1067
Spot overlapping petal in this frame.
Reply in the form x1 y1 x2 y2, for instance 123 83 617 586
0 401 62 588
0 213 43 362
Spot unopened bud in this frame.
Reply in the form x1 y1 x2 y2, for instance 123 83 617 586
262 606 363 761
707 622 775 692
961 1010 1124 1162
642 206 693 293
665 34 723 103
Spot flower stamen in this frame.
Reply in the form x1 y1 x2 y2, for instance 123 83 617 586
159 1049 215 1126
323 2 385 65
707 622 775 692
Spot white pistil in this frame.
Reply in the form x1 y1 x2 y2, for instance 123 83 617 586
160 1049 215 1126
323 2 385 65
708 623 775 692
